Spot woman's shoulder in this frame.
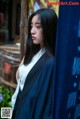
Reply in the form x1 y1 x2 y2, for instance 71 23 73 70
44 51 55 67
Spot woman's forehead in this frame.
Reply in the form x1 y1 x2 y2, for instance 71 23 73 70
31 15 41 24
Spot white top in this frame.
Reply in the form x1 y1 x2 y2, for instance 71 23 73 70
11 48 46 110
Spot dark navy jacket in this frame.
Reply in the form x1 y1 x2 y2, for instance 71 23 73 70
12 51 55 119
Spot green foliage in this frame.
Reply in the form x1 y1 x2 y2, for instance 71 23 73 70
0 84 13 119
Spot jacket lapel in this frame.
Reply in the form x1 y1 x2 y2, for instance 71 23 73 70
20 52 47 99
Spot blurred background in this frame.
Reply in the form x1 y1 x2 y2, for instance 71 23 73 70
0 0 59 111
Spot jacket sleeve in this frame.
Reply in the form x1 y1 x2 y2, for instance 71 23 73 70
33 59 54 119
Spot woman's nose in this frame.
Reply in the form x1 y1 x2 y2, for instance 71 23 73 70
31 27 36 34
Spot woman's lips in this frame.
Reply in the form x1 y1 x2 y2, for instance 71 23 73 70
32 36 36 40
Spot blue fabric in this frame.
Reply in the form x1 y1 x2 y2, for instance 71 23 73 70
53 0 80 119
12 52 55 119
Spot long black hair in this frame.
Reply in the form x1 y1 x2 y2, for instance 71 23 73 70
24 8 57 64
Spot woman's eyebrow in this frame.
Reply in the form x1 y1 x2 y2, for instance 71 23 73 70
31 21 41 25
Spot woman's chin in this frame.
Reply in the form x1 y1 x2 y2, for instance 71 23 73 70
33 41 38 45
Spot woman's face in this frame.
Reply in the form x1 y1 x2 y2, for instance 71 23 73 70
31 14 44 47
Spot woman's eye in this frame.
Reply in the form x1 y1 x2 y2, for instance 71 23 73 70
36 25 41 28
30 24 41 29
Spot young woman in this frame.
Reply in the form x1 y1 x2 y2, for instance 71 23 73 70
11 8 57 119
